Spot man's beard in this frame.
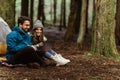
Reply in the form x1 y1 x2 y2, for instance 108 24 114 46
22 28 30 32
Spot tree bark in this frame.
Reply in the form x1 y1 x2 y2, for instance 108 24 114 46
37 0 42 20
37 0 45 25
59 0 64 31
74 0 82 34
77 0 88 49
91 0 118 57
115 0 120 45
53 0 57 26
64 0 76 41
63 0 66 28
21 0 29 17
41 0 45 25
30 0 34 27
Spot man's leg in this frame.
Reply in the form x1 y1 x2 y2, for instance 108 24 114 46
8 46 45 65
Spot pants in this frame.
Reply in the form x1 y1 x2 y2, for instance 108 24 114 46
8 46 45 65
44 49 56 58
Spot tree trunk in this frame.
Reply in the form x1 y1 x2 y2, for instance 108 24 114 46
115 0 120 45
91 0 118 57
37 0 42 20
85 0 89 34
37 0 45 25
30 0 34 27
59 0 66 30
0 0 15 28
64 0 76 41
53 0 57 26
50 0 53 22
63 0 66 28
77 0 88 49
74 0 82 34
42 0 45 25
21 0 29 17
59 0 64 31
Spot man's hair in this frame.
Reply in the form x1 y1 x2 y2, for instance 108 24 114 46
18 16 31 25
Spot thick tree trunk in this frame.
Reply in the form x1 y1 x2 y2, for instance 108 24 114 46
21 0 29 17
0 0 15 28
91 0 118 57
74 0 82 34
77 0 88 49
64 0 76 41
115 0 120 45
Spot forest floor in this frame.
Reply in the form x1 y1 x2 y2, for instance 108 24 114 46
1 27 120 80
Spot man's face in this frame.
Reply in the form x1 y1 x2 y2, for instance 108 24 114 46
19 20 30 32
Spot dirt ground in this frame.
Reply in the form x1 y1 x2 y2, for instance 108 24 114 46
0 27 120 80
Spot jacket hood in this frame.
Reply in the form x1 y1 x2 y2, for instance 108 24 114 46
12 26 20 31
33 20 44 30
12 26 27 34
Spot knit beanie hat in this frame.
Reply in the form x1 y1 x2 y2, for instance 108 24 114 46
33 20 43 30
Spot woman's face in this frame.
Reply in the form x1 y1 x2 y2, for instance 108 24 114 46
35 27 43 36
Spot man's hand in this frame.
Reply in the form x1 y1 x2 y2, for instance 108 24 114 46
31 45 37 51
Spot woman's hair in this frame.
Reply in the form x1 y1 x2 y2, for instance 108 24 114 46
31 28 44 44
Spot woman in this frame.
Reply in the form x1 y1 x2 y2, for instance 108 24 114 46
31 20 70 66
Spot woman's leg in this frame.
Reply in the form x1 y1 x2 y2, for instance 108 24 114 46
44 52 53 59
48 49 56 55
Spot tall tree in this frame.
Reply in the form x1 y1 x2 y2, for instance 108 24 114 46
53 0 57 26
115 0 120 45
77 0 88 49
63 0 66 28
37 0 42 20
74 0 82 34
21 0 29 17
59 0 64 31
30 0 34 27
42 0 45 25
0 0 15 28
59 0 66 31
37 0 45 24
91 0 118 57
64 0 76 41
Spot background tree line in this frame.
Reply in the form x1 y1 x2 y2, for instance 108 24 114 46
0 0 120 59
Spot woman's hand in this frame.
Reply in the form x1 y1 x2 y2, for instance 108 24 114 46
38 42 44 47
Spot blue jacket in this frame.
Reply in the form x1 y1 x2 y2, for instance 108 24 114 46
6 26 31 62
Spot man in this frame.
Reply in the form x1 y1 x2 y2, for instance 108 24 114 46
6 16 45 66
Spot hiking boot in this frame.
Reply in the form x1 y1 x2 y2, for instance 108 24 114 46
52 55 69 66
57 54 70 63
